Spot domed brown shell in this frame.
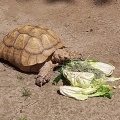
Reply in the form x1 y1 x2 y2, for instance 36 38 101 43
0 25 64 70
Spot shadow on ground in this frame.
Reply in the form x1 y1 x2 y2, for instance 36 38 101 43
93 0 112 5
46 0 75 3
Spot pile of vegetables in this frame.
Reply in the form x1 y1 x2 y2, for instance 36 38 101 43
53 60 120 100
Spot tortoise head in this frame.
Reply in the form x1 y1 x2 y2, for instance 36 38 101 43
52 48 82 63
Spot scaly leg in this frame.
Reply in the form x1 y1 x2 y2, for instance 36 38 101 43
35 61 54 87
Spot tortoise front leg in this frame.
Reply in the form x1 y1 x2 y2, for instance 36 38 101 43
35 61 54 87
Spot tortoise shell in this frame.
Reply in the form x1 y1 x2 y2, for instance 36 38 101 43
0 25 64 72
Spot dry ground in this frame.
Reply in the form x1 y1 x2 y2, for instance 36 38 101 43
0 0 120 120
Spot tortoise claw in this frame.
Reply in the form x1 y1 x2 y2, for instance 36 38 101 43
35 75 50 87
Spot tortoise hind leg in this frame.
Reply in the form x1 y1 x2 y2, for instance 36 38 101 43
35 61 53 87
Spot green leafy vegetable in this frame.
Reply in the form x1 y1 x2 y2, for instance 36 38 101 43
58 59 117 100
89 85 113 99
53 73 63 85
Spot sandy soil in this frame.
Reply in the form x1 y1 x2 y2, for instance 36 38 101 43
0 0 120 120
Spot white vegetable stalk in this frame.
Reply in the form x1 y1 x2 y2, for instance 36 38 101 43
60 86 88 100
63 70 94 88
60 86 97 100
88 61 115 76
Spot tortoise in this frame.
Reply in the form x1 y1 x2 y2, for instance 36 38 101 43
0 25 82 86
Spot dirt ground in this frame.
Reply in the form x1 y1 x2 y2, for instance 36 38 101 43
0 0 120 120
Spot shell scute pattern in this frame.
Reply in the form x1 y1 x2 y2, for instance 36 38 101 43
36 54 47 64
3 30 20 47
2 25 64 68
42 47 56 57
17 25 35 34
14 49 22 64
25 37 44 54
28 27 47 39
14 34 30 50
7 47 14 62
41 34 55 49
47 29 60 41
28 55 37 66
21 50 30 66
2 47 9 60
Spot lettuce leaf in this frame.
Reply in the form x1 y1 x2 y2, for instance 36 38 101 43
60 85 112 100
